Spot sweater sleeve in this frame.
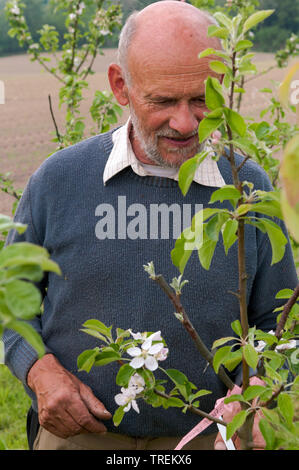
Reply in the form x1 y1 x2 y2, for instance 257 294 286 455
2 177 53 397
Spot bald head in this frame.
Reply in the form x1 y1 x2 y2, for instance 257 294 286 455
117 1 221 85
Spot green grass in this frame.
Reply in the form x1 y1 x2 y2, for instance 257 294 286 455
0 364 31 450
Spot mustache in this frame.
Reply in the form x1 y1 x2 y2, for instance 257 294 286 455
155 128 199 140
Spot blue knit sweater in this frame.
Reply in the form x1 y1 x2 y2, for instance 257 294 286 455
3 129 298 438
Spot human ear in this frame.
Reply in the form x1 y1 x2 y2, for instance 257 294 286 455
108 64 129 106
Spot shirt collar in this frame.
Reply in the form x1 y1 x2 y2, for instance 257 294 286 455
103 118 225 187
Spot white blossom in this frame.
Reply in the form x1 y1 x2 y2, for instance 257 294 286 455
114 387 139 413
77 2 85 15
127 330 167 371
256 330 297 352
10 4 20 15
69 13 76 21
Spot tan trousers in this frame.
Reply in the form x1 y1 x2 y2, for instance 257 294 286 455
33 427 217 450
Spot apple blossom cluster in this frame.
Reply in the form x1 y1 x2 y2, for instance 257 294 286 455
114 330 169 414
127 330 169 371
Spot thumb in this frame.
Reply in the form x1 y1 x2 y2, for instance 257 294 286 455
80 382 112 420
214 431 227 450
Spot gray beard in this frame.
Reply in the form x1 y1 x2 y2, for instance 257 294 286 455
129 105 205 169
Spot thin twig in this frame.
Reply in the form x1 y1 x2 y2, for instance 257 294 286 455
153 388 227 426
151 274 234 390
275 283 299 341
48 94 62 144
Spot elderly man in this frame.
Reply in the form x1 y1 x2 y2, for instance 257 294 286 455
3 1 298 451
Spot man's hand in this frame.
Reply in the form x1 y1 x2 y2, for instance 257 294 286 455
27 353 111 439
214 377 266 450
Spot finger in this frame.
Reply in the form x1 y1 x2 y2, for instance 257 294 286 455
40 409 82 439
214 432 227 450
80 383 112 421
67 397 108 434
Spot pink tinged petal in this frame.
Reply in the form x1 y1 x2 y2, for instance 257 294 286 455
130 356 145 369
115 393 129 406
148 331 162 342
148 342 164 355
127 347 142 357
132 400 140 413
141 339 152 351
145 355 159 371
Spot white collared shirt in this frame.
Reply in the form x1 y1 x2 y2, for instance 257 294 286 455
103 119 225 188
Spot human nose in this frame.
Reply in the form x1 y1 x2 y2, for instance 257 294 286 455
168 102 199 136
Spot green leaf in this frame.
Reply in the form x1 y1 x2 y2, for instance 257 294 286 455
253 201 283 220
259 419 276 450
4 264 44 282
278 393 294 428
205 77 225 111
222 348 243 372
243 10 275 33
226 410 247 441
235 39 253 52
243 344 259 369
178 151 208 196
209 185 241 204
171 227 194 274
224 394 245 404
116 363 136 387
213 345 232 373
113 406 125 427
81 319 112 339
0 215 27 235
209 60 228 74
223 108 246 137
222 219 238 254
77 349 98 372
5 319 45 358
243 385 267 401
0 242 61 275
198 48 217 59
189 389 212 402
258 218 288 264
214 12 232 29
198 117 223 143
94 350 121 366
275 288 294 299
212 336 236 349
4 280 41 320
231 319 242 337
205 213 229 242
162 397 185 409
165 369 192 401
207 25 229 39
198 237 217 271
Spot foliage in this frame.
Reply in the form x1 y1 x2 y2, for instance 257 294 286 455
5 0 123 148
0 215 61 355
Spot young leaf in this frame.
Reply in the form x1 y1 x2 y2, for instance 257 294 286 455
198 117 223 142
205 77 225 111
214 12 232 30
222 219 238 254
4 280 41 320
259 419 276 450
113 406 125 427
213 345 232 373
231 319 242 337
243 344 259 370
198 237 217 271
94 350 121 366
226 410 247 441
209 185 241 204
205 213 229 242
116 363 136 387
81 319 112 339
207 25 229 39
178 151 208 196
212 336 236 349
235 39 253 52
171 227 194 274
258 218 288 265
243 385 267 401
243 10 275 33
5 319 45 358
278 393 294 428
209 60 228 74
223 108 246 137
77 349 98 373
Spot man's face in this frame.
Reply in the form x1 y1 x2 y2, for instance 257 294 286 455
126 54 219 168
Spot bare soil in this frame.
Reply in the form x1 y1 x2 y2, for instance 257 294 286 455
0 50 297 215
